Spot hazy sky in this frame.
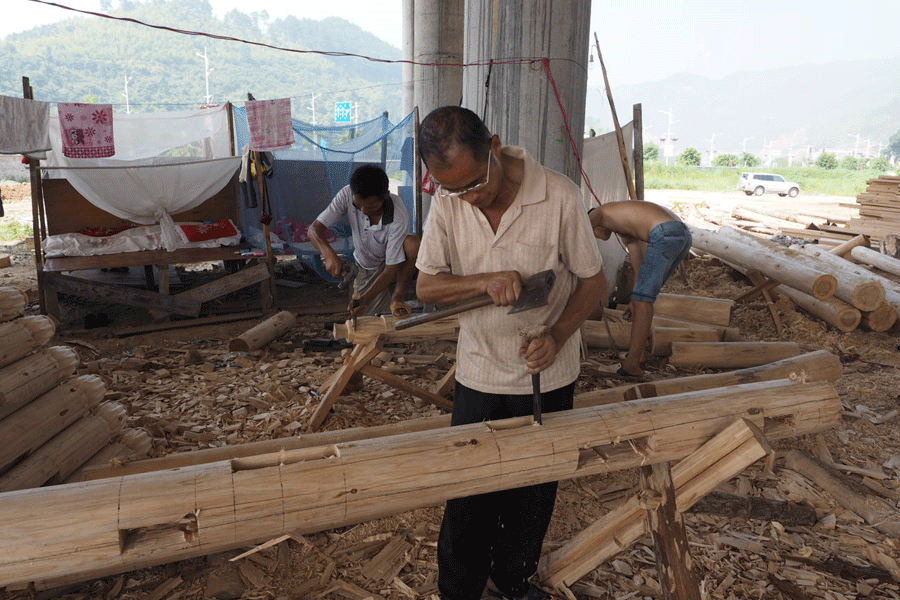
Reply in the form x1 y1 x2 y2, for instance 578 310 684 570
4 0 900 87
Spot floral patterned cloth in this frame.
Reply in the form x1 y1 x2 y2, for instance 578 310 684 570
57 102 115 158
245 98 294 151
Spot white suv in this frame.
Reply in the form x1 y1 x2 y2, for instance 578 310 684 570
737 172 800 197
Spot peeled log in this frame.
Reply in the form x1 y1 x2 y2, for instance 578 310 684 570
0 401 125 493
65 428 154 484
229 310 296 352
0 375 106 474
650 327 721 357
334 315 460 345
850 245 900 279
689 225 837 300
577 350 841 407
0 346 78 418
775 285 861 332
669 341 803 369
653 293 734 327
0 379 841 589
861 302 898 332
796 244 900 314
829 234 869 258
0 287 27 323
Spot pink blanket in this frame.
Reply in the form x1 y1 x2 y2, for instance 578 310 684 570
58 102 115 158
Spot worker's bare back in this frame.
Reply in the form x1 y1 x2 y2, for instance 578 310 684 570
591 200 680 242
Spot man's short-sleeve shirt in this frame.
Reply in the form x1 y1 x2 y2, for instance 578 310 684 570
316 186 410 270
416 146 603 395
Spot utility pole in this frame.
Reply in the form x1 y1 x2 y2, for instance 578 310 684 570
741 137 752 153
848 133 862 157
196 46 214 106
307 94 321 125
707 133 719 166
122 75 132 114
658 108 679 166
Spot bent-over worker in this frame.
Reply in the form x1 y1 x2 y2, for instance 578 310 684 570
309 164 420 318
588 200 692 377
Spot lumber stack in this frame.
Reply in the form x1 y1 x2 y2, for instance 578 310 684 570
0 313 144 492
842 175 900 243
0 376 840 589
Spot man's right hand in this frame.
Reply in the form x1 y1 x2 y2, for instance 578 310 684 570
484 271 523 307
323 255 345 279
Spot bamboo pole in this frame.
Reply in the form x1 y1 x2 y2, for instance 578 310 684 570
229 310 296 351
540 418 770 589
0 375 105 474
668 341 803 369
0 346 78 418
689 225 837 300
0 401 126 493
0 379 840 589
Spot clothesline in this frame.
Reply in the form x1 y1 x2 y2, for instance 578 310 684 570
36 157 240 170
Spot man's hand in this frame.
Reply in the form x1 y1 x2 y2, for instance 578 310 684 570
485 271 523 307
348 295 367 317
520 331 558 375
323 254 345 279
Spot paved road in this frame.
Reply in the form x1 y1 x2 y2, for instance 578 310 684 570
644 188 857 222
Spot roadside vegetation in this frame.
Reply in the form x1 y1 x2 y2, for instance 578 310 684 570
0 218 32 242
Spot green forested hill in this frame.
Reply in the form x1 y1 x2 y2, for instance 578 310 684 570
0 0 404 121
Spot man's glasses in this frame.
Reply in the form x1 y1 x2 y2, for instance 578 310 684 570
432 150 494 199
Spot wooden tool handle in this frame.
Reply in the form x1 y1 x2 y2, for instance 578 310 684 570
393 295 494 330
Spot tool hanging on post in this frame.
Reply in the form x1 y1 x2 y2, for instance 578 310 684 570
247 92 278 309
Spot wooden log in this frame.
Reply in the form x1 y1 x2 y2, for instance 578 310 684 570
540 418 771 589
828 234 869 257
0 379 840 589
0 286 27 323
603 309 741 341
650 326 721 357
668 341 803 369
229 310 297 352
358 364 453 411
581 320 631 349
0 401 126 493
850 245 900 278
687 491 817 526
308 338 384 431
179 261 271 305
0 345 78 417
42 272 202 317
652 293 733 327
334 315 460 345
774 285 861 332
577 350 842 407
689 225 837 300
796 243 899 313
73 350 841 483
640 461 703 600
861 301 898 332
65 428 154 484
717 227 885 311
0 375 105 474
783 450 900 539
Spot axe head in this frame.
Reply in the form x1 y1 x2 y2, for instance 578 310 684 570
507 269 557 314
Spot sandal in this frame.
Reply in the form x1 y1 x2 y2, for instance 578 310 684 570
486 583 551 600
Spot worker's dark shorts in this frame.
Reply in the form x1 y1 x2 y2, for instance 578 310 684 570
631 221 691 303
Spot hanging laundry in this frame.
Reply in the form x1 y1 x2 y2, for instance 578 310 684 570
0 95 51 157
57 102 115 158
245 98 294 151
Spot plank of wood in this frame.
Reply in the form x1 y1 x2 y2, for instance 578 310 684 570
42 272 201 317
359 364 453 411
178 262 270 305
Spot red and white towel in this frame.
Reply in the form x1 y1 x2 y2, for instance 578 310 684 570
57 102 115 158
246 98 294 151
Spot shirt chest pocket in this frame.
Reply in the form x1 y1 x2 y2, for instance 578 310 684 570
366 227 391 250
513 242 558 277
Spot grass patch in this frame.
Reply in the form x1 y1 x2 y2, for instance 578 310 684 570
643 163 887 196
0 219 33 242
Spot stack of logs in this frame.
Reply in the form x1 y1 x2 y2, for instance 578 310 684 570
0 286 150 493
689 226 900 334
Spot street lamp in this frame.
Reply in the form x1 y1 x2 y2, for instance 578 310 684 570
122 75 133 114
196 47 214 106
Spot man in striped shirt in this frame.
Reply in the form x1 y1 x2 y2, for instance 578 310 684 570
416 106 605 600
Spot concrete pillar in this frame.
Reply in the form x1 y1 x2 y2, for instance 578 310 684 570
402 0 415 116
413 0 465 119
463 0 591 183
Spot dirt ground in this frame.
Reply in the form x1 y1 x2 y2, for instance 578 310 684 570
1 181 900 600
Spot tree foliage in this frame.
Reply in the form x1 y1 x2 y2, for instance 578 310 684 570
739 152 760 167
643 141 660 162
678 147 701 167
714 153 738 167
816 152 838 170
0 0 404 121
870 156 891 172
840 155 859 170
887 128 900 159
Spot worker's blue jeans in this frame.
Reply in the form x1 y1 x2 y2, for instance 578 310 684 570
437 381 575 600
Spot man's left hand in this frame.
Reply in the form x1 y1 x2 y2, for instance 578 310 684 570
348 296 368 317
521 333 558 374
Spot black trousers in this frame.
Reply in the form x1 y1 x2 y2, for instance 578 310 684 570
437 380 575 600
